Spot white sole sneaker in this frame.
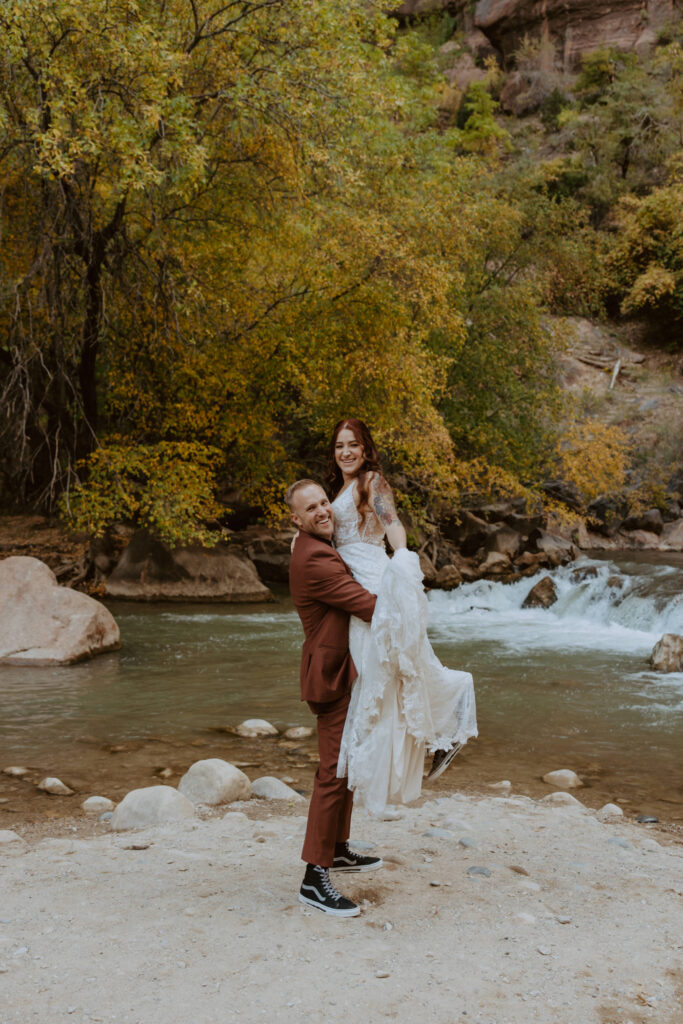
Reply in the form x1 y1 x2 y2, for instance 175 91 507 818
298 892 360 917
427 742 463 781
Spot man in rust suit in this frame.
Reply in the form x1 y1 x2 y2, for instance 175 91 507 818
286 479 382 917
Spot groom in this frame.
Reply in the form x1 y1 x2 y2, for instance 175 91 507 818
286 479 382 917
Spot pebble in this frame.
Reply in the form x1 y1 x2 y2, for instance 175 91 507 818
537 946 552 956
158 768 173 779
597 803 624 821
509 865 529 876
429 880 441 887
381 807 403 821
37 777 74 796
542 769 583 789
607 837 632 850
2 766 29 777
375 971 390 979
81 796 114 815
556 915 572 924
234 719 278 738
488 780 512 791
467 866 491 878
458 837 476 849
422 828 452 838
283 726 314 740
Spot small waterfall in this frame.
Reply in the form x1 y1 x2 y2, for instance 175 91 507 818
427 557 683 657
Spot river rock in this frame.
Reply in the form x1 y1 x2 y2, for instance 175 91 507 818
283 726 314 740
250 776 305 801
434 564 462 590
110 785 197 831
177 759 251 806
541 791 583 807
542 769 582 789
3 766 29 777
485 525 523 560
37 777 74 796
235 719 278 738
660 519 683 550
649 634 683 673
105 531 273 603
522 576 557 609
479 551 511 575
81 796 115 814
597 803 624 821
0 556 120 666
528 529 575 566
0 830 27 856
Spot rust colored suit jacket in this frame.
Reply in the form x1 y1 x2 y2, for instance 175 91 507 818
289 529 376 704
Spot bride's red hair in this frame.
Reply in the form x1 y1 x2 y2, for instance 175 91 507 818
326 418 382 523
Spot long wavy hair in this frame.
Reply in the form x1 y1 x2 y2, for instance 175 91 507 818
326 418 381 523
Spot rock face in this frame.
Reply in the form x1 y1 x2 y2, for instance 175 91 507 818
473 1 674 70
105 531 273 603
0 557 120 666
650 634 683 673
110 785 197 831
522 576 557 609
177 759 252 806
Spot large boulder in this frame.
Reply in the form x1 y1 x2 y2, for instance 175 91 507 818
650 634 683 673
0 556 120 666
105 531 273 602
110 785 197 831
177 759 252 806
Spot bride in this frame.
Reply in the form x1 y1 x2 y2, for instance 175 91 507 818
328 417 477 817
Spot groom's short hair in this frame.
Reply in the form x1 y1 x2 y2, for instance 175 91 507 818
285 478 323 511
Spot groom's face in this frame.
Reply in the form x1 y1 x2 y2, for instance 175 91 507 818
290 484 335 541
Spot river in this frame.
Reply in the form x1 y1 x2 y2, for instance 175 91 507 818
1 553 682 821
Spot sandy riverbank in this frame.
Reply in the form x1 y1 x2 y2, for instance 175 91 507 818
1 785 682 1024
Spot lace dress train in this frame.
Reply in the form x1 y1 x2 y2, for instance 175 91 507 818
333 484 477 817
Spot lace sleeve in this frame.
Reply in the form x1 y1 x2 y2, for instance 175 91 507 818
369 474 400 530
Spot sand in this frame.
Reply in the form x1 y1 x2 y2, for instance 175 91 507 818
1 786 682 1024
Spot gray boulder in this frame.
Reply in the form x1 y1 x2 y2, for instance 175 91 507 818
0 557 120 666
110 785 197 831
177 759 251 806
105 531 273 602
650 634 683 673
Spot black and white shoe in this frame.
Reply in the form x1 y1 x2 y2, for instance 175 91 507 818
426 742 463 781
331 842 383 873
298 865 360 917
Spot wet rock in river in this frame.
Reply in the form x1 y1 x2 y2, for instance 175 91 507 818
542 769 582 790
522 576 557 609
0 556 120 666
110 785 197 831
649 633 683 673
235 719 278 738
282 726 313 740
178 759 251 806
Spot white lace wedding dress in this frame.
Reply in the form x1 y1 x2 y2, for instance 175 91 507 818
333 482 477 817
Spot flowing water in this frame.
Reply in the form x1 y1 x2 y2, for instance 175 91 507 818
1 553 682 819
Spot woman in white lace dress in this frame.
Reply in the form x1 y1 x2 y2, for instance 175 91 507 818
328 417 477 817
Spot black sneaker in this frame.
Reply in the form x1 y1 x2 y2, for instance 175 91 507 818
331 842 383 873
426 742 463 781
298 865 360 917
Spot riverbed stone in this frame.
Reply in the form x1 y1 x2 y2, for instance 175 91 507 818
0 556 120 666
110 786 197 831
2 767 29 778
235 719 279 738
177 759 251 806
542 769 582 790
649 633 683 673
282 726 314 740
250 776 304 801
81 796 115 815
541 791 583 808
596 803 624 821
523 576 558 609
105 531 273 603
37 777 74 796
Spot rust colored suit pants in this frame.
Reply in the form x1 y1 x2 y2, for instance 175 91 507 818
301 691 353 867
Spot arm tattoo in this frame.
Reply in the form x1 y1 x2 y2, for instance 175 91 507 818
371 476 399 527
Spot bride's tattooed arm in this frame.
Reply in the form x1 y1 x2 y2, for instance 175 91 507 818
371 475 407 550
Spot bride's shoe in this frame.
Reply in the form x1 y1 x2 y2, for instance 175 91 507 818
426 742 463 781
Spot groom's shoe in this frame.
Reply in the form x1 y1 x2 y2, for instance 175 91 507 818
299 864 360 917
331 841 383 873
427 742 463 781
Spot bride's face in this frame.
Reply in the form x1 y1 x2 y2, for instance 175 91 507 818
335 428 365 480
